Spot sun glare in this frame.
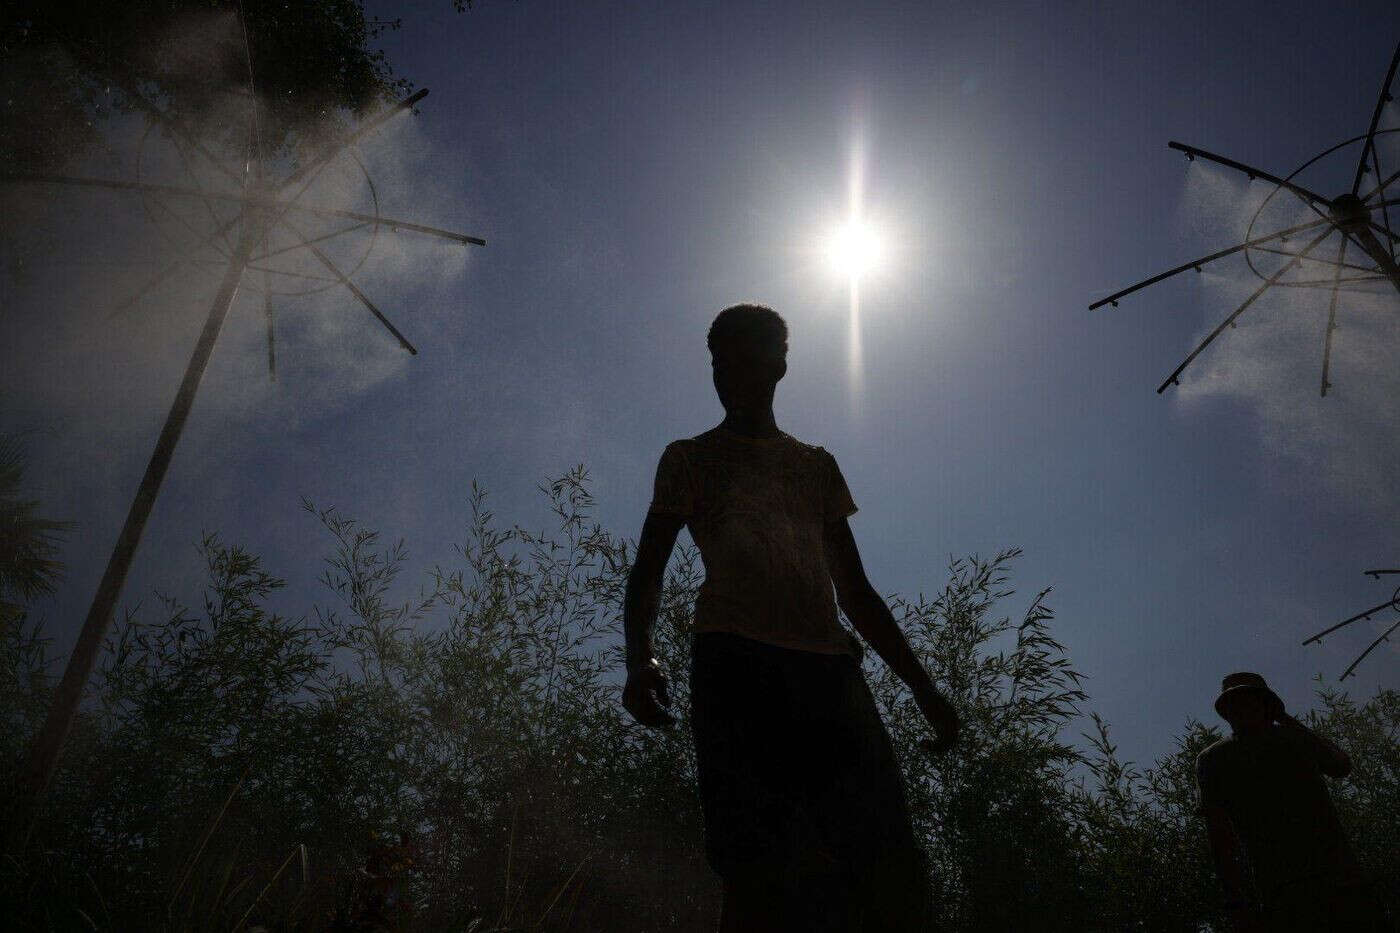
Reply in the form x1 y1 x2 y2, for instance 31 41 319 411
826 218 882 280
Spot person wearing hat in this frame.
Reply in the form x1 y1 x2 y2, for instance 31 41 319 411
1196 672 1391 931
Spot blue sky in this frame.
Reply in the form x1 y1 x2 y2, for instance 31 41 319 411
5 0 1400 768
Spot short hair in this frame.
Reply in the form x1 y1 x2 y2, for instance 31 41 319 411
707 304 788 360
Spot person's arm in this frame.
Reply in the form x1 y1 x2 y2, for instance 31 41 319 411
1201 805 1261 931
621 511 684 728
824 516 960 751
1275 709 1352 778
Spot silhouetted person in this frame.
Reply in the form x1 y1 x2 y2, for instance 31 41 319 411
1197 672 1392 932
622 304 960 932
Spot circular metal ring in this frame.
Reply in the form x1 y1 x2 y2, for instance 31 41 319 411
134 118 385 299
246 147 383 298
135 117 237 259
1241 127 1400 286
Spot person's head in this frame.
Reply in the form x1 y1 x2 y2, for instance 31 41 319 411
707 303 788 413
1213 672 1282 733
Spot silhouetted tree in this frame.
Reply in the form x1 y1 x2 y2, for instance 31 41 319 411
0 435 68 622
0 473 1394 929
1 1 476 171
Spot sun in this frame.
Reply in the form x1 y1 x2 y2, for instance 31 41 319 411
826 218 882 280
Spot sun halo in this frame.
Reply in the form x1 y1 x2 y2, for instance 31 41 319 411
826 218 884 281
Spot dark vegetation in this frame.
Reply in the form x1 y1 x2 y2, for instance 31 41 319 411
5 4 1395 929
1 0 474 285
2 459 1396 930
1 0 475 171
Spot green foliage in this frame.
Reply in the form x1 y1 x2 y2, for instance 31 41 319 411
0 434 66 783
1306 682 1400 916
868 551 1092 928
0 472 1395 930
0 435 70 622
1076 715 1228 931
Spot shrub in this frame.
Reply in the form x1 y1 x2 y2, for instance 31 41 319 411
1 472 1395 930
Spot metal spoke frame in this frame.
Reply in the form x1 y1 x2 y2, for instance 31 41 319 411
1351 42 1400 196
1091 73 1400 396
275 213 417 354
1154 226 1335 393
1363 167 1400 203
0 172 485 247
1304 570 1400 681
1246 243 1376 275
1167 141 1332 211
1320 237 1347 396
8 17 488 837
1088 216 1332 310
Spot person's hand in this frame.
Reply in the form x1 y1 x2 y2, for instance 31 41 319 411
622 660 675 728
913 685 960 754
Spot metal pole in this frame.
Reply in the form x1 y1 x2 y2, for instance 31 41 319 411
9 211 261 848
0 172 487 246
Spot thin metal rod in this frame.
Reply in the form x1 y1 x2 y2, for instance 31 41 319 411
144 186 232 260
100 195 253 322
1371 151 1395 263
239 261 337 282
1364 569 1400 578
1168 141 1333 210
1337 222 1400 295
106 236 231 322
78 52 423 197
1270 275 1390 288
11 214 261 847
278 216 417 354
1229 129 1400 288
62 33 247 189
171 128 239 255
1320 238 1347 396
1352 42 1400 196
0 173 486 247
262 209 276 381
237 91 433 282
1156 226 1335 393
131 118 234 256
318 207 485 246
1248 243 1375 274
1362 168 1400 202
104 237 336 323
284 89 429 191
1372 221 1400 245
117 83 245 187
1302 595 1400 644
151 255 341 282
11 88 444 842
1243 128 1400 228
265 287 276 381
1341 615 1400 681
253 221 369 261
1088 216 1331 310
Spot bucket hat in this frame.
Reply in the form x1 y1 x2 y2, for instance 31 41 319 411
1214 671 1282 719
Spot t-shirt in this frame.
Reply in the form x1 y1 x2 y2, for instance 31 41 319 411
1195 725 1362 899
647 426 862 658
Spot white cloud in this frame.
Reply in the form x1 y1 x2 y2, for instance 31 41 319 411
1 63 477 438
1171 159 1400 514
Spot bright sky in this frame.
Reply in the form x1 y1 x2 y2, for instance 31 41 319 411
5 0 1399 769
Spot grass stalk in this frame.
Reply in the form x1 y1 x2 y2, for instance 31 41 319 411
168 768 248 916
536 858 587 928
232 844 301 932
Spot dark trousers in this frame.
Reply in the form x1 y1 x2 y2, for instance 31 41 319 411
688 631 937 932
